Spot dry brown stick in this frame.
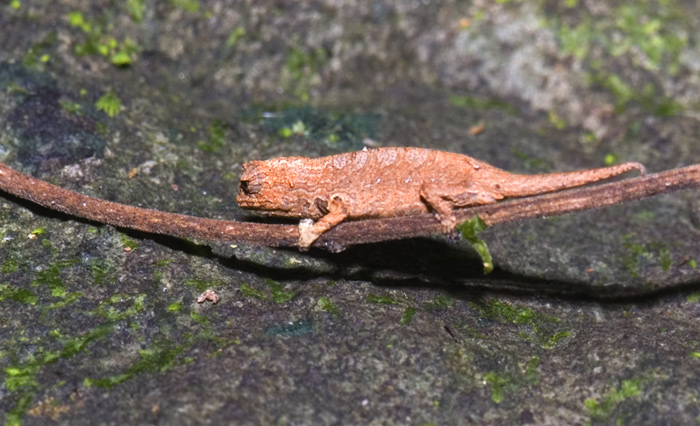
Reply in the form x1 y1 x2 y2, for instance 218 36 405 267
0 162 698 250
0 163 298 247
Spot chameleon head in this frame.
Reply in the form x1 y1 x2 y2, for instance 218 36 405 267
237 160 311 217
237 161 270 208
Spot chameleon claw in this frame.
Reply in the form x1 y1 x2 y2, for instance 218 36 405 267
298 218 317 249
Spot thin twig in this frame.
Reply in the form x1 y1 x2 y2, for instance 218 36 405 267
0 162 698 250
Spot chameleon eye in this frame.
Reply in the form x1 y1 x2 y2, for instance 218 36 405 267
239 180 261 195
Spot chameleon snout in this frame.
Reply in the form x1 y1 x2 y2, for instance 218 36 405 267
238 179 262 196
237 162 268 207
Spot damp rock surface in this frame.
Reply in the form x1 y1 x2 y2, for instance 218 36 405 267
1 2 700 425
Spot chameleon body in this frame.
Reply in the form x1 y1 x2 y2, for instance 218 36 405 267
237 147 645 247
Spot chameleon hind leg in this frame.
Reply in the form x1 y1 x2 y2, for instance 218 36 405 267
420 183 501 232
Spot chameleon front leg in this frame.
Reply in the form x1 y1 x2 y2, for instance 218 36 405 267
420 183 501 232
298 194 349 248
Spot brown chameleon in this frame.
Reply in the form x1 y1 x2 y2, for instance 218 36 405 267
237 147 646 248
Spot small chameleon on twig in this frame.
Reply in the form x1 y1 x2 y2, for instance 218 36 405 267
237 147 646 248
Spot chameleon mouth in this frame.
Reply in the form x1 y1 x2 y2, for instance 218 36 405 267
236 181 263 208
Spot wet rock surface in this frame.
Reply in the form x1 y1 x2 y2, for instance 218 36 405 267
1 1 700 424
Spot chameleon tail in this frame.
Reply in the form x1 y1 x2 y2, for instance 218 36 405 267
497 162 646 197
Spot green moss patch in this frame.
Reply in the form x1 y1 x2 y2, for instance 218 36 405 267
469 298 571 349
456 216 493 274
484 356 539 403
248 106 379 151
0 284 38 305
84 341 187 388
584 379 641 423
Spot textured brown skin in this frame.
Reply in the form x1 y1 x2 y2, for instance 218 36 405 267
237 147 646 247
